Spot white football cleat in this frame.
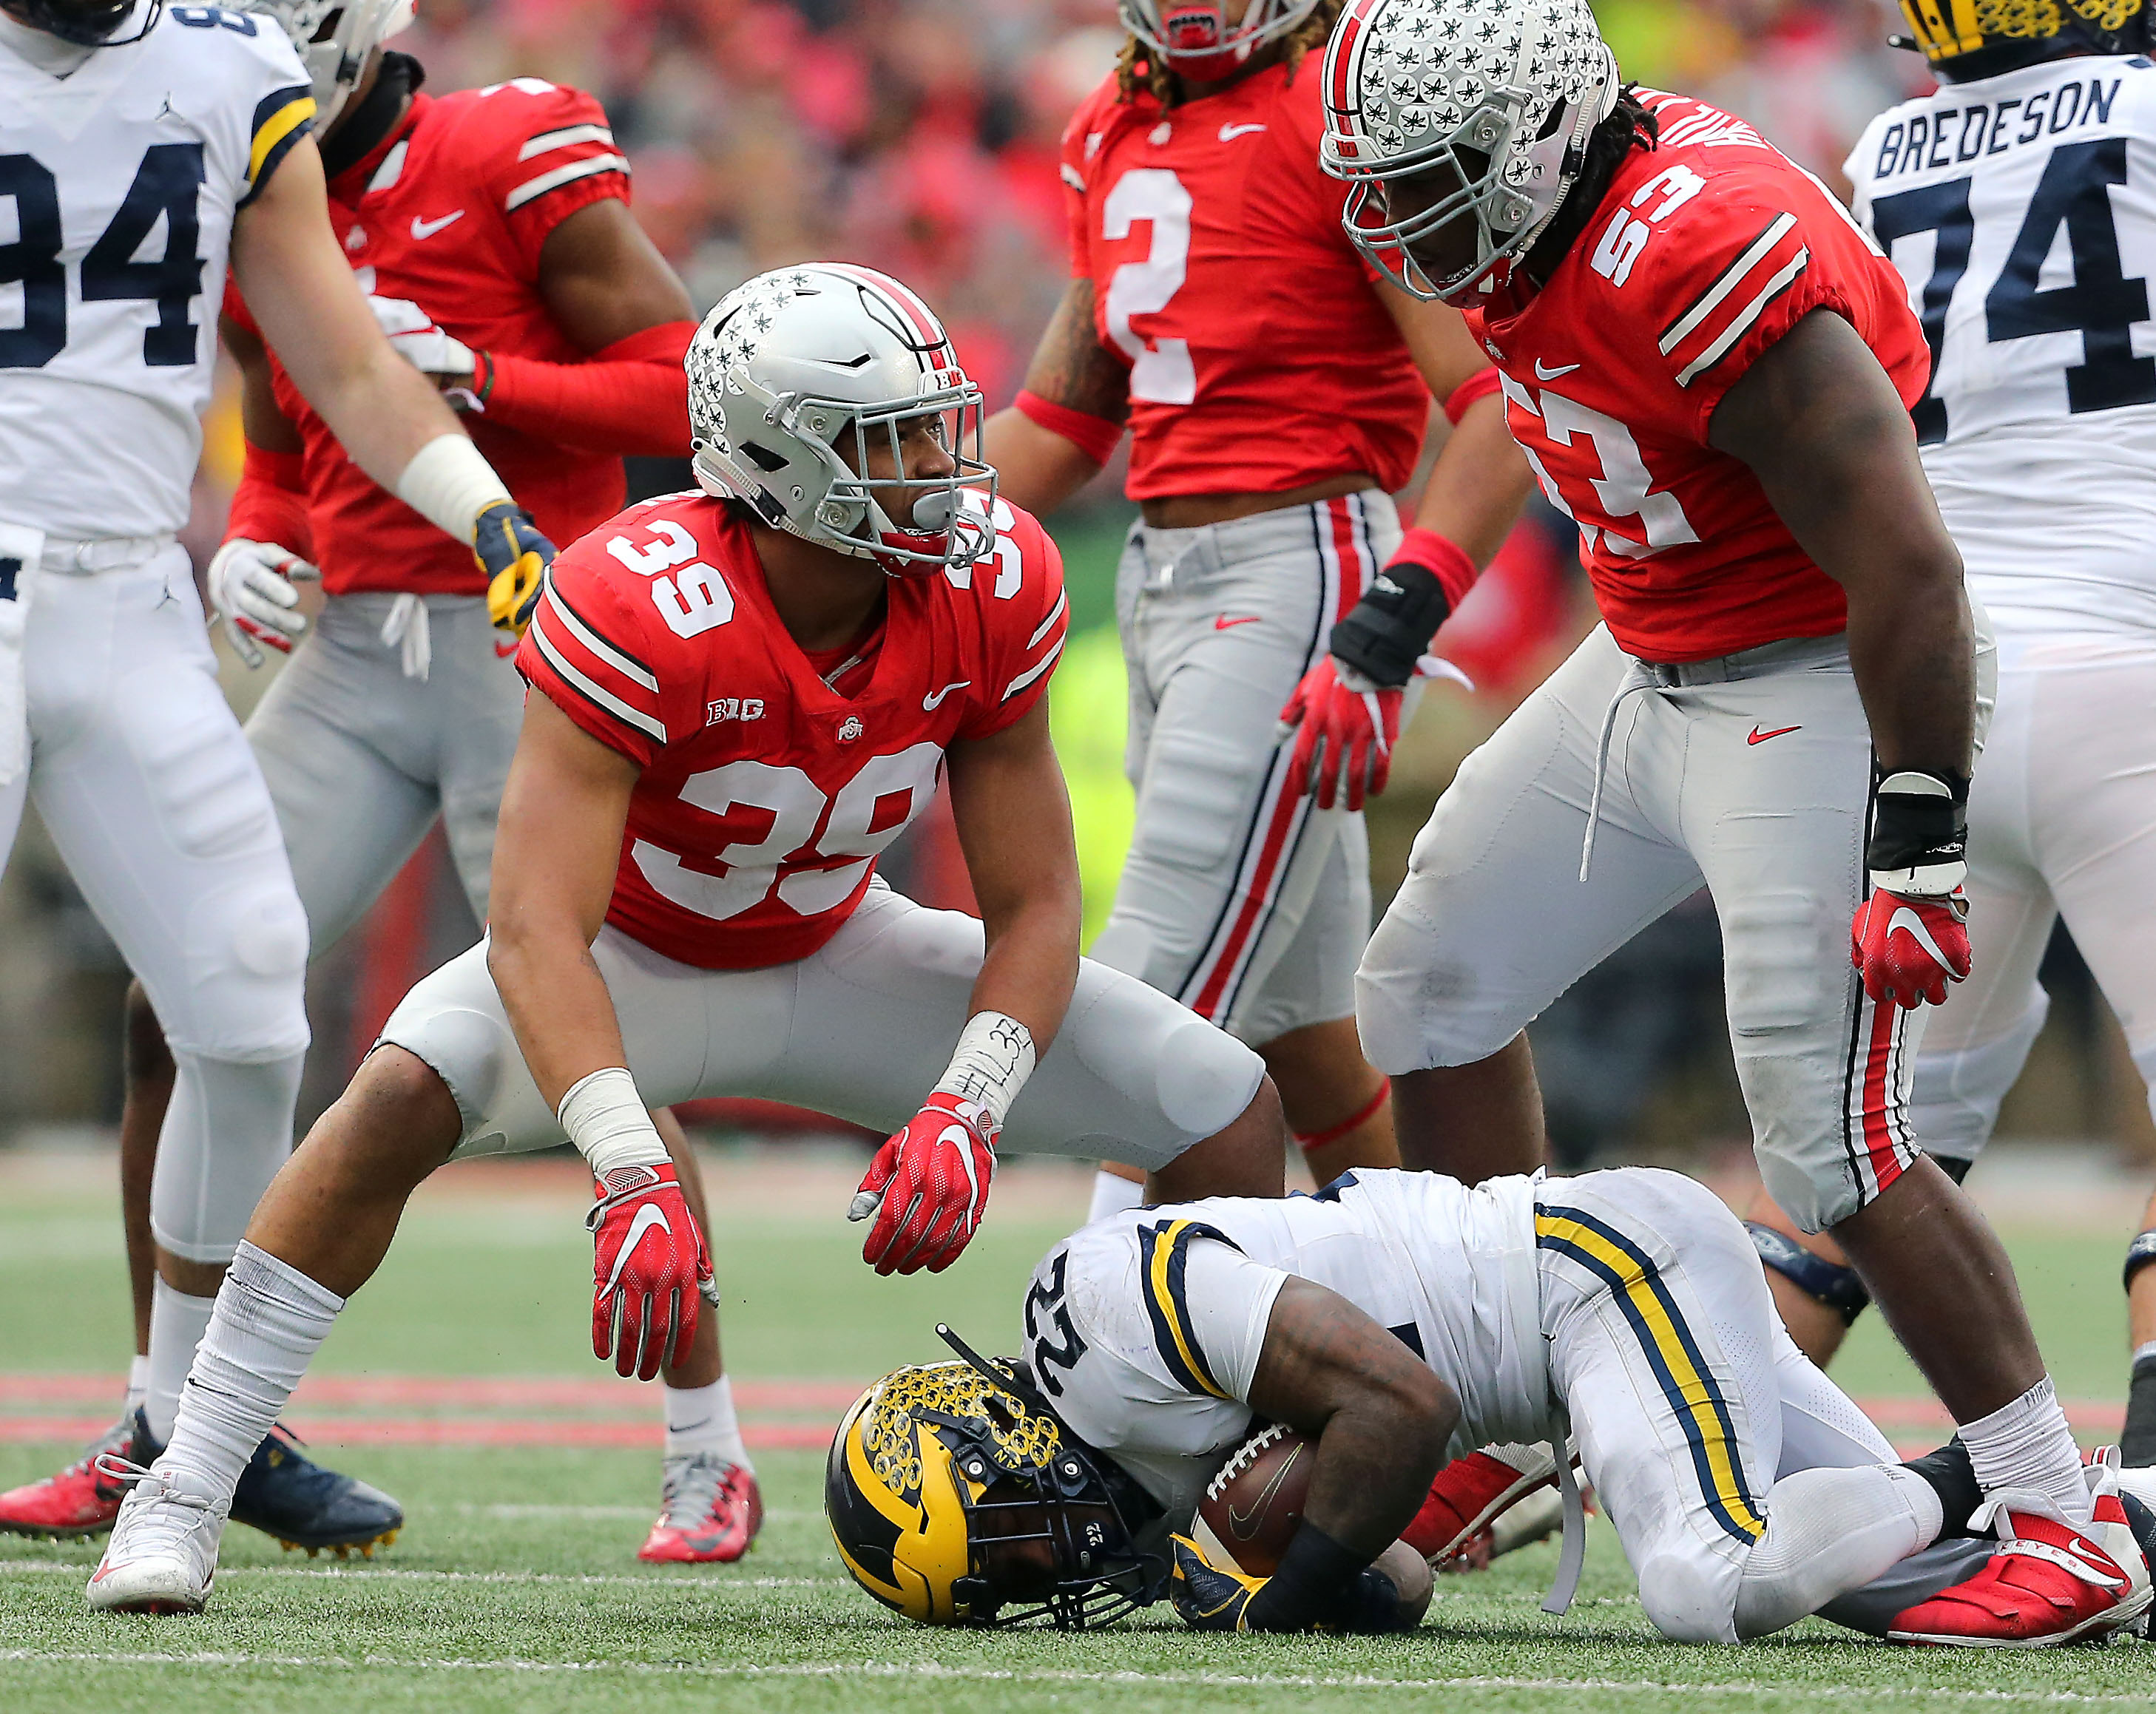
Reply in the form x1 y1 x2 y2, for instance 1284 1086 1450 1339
86 1466 229 1615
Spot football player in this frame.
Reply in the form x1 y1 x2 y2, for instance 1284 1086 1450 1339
984 0 1531 1215
828 1166 2151 1645
1742 1 2156 1461
0 0 744 1566
0 0 550 1556
1271 0 2140 1647
84 263 1290 1615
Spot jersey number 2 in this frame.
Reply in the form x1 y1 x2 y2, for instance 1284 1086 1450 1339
1103 169 1196 405
0 146 207 370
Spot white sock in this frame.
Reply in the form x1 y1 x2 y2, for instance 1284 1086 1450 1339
664 1375 750 1472
1961 1376 2092 1527
1734 1464 1943 1639
1087 1168 1146 1225
156 1242 343 1501
145 1278 217 1444
123 1353 150 1418
2133 1340 2156 1367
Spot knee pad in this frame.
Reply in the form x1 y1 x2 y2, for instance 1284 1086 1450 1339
1907 992 2047 1165
1352 908 1518 1077
1634 1547 1741 1644
1746 1221 1871 1325
163 873 311 1062
149 1049 303 1264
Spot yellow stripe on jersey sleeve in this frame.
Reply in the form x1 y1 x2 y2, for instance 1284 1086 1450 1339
246 86 317 190
1140 1220 1232 1400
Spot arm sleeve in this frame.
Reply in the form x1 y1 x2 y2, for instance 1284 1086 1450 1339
479 320 696 455
224 442 314 560
516 546 671 768
488 84 633 274
959 506 1069 740
1636 166 1859 437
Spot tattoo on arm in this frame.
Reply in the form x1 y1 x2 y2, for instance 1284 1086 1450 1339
1021 280 1131 424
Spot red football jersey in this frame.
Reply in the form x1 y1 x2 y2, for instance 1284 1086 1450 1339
516 493 1069 971
227 73 640 597
1464 91 1929 663
1061 60 1430 501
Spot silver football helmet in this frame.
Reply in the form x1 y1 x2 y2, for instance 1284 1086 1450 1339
687 264 996 580
1118 0 1322 76
1320 0 1618 302
240 0 416 127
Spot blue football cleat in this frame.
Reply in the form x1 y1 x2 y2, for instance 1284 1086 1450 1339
132 1409 402 1558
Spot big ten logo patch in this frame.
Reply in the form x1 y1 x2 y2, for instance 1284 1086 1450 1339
706 697 765 726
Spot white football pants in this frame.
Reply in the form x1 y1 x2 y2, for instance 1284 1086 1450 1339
1910 635 2156 1165
0 549 307 1261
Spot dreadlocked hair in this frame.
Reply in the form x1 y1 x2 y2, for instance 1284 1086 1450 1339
1115 0 1345 111
1522 85 1660 282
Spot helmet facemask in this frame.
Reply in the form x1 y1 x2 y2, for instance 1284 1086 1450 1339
239 0 416 126
1118 0 1321 80
1 0 160 46
805 389 996 580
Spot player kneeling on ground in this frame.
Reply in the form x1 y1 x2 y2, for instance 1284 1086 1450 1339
830 1168 2152 1644
86 263 1286 1615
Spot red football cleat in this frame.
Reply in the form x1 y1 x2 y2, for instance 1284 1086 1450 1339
1890 1483 2152 1647
1402 1443 1557 1567
0 1416 135 1539
638 1452 763 1565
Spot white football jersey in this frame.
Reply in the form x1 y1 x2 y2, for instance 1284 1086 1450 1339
1021 1170 1552 1522
0 4 312 541
1848 56 2156 636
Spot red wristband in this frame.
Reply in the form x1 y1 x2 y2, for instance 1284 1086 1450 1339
1390 526 1478 611
1442 366 1503 424
1014 387 1123 466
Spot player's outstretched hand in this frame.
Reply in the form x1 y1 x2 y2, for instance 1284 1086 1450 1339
1277 657 1402 813
473 501 554 639
848 1094 996 1276
586 1162 711 1381
206 537 317 668
1851 888 1971 1009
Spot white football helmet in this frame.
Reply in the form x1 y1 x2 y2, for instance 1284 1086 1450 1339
240 0 416 127
1320 0 1618 302
1118 0 1322 78
687 264 996 580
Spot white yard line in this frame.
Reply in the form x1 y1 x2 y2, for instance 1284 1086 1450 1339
0 1559 837 1588
0 1650 2151 1702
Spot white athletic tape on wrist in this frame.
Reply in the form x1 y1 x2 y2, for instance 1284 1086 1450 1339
931 1011 1036 1131
557 1066 668 1177
393 433 513 542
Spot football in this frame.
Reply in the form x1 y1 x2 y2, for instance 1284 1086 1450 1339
1192 1422 1311 1577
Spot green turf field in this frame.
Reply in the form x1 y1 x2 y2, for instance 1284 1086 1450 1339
1 1148 2153 1713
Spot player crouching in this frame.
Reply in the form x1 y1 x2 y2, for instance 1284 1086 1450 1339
829 1167 2151 1645
84 263 1286 1616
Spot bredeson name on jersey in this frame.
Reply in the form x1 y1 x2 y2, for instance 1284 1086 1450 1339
1869 72 2127 179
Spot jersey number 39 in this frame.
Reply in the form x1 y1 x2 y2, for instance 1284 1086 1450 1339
0 148 207 370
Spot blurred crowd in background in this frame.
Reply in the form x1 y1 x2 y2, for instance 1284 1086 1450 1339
2 0 2149 1169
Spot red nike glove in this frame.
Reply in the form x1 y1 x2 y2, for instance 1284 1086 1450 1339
1851 888 1971 1009
1277 658 1403 812
587 1162 711 1380
849 1093 998 1276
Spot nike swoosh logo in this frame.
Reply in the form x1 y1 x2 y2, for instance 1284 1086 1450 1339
1218 123 1268 142
1214 614 1261 630
1885 905 1955 970
1227 1443 1303 1539
1534 360 1581 380
601 1202 670 1300
410 211 466 240
922 680 971 711
1746 724 1801 745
